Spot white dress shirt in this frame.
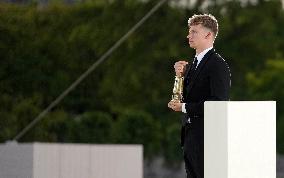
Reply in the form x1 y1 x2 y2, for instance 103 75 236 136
182 46 213 122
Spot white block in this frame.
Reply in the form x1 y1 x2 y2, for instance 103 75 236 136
0 143 143 178
204 101 276 178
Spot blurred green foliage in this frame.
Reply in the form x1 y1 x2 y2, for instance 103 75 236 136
0 0 284 164
247 59 284 152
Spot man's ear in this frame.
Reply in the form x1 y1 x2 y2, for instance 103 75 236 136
205 31 212 39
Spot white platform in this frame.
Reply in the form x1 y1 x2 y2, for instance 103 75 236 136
0 143 143 178
204 101 276 178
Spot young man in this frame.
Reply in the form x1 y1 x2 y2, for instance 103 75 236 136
168 14 231 178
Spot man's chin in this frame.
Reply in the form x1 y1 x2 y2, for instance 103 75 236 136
189 44 196 48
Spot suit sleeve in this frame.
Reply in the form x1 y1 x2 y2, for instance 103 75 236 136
209 58 230 100
185 58 231 116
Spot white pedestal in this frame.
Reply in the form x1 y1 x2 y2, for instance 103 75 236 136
0 143 143 178
204 101 276 178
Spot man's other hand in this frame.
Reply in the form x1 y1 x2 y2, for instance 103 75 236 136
174 61 188 76
168 100 182 112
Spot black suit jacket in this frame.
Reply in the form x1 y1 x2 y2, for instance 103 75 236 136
181 48 230 146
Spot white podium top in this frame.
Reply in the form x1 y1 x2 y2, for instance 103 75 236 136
204 101 276 178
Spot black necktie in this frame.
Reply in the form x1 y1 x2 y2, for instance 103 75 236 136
192 57 198 70
185 57 197 85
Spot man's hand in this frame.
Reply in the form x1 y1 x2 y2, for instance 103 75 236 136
168 100 183 112
174 61 188 76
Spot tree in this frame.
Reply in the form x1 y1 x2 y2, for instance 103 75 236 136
247 59 284 153
112 109 161 158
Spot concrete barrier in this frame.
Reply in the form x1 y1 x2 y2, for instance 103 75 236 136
0 143 143 178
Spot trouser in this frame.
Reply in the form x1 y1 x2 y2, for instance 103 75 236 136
182 123 204 178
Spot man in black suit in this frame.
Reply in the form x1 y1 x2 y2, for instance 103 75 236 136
168 14 231 178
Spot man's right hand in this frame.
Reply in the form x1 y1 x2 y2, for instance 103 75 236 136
174 61 188 76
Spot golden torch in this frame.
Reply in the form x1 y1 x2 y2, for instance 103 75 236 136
171 74 184 102
171 62 188 102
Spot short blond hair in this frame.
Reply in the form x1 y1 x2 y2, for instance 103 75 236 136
188 14 218 38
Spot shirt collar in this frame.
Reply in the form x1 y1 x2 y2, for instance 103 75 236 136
195 46 213 65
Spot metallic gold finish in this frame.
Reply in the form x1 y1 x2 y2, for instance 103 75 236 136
171 75 184 102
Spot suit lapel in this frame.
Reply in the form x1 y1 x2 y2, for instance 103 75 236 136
184 63 192 80
187 48 215 92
